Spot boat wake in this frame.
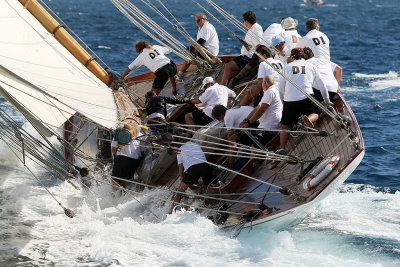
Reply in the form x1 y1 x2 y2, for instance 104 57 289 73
1 157 399 266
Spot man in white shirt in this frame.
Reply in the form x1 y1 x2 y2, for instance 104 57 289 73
262 21 284 47
240 47 284 106
220 10 263 86
271 35 290 65
277 48 330 153
121 40 177 95
171 140 213 212
239 75 282 145
177 13 219 79
111 132 146 188
185 76 236 130
211 104 255 168
280 17 302 51
297 18 330 61
303 47 339 102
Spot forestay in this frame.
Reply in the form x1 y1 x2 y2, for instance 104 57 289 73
0 0 117 132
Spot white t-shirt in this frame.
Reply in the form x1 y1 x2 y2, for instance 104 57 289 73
224 106 254 129
111 135 146 159
199 83 236 118
308 57 338 93
258 85 283 130
241 23 263 58
128 45 171 72
262 23 284 47
197 21 219 56
177 141 206 171
257 58 284 86
280 30 302 51
297 29 330 61
278 59 329 102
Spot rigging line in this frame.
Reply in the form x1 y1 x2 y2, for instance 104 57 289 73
0 134 75 218
174 123 320 134
0 110 79 174
111 0 190 61
114 0 189 57
120 0 188 51
109 175 260 207
171 126 296 161
253 50 340 123
142 0 192 39
87 175 244 216
154 142 287 190
37 0 113 72
192 0 246 45
0 107 103 172
205 0 247 33
170 140 293 162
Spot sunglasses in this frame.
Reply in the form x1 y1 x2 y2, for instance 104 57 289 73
196 18 203 23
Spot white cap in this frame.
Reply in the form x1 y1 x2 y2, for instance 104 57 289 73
281 17 298 30
202 76 214 89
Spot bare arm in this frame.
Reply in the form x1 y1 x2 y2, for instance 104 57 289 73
249 103 268 123
239 106 259 128
334 65 343 92
121 67 131 79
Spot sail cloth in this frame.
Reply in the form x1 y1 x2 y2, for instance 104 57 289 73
0 0 118 133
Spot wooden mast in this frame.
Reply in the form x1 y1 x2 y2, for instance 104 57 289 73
18 0 111 86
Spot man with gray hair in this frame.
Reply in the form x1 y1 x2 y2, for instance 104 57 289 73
239 75 283 145
297 18 330 61
177 13 219 80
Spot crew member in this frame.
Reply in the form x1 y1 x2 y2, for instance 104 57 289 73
177 13 219 79
170 140 214 212
185 77 236 131
111 132 146 188
277 48 330 154
121 40 177 95
297 18 330 61
220 10 263 86
279 17 302 51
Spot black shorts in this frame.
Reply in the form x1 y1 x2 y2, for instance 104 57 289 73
111 155 141 187
281 97 320 126
249 45 265 67
233 55 251 70
256 131 277 146
153 62 177 90
183 163 214 185
313 88 338 103
234 121 260 145
192 110 213 125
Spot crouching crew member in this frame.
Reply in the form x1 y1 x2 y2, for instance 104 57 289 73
144 91 191 134
111 132 146 188
185 76 236 131
121 40 178 95
170 140 214 212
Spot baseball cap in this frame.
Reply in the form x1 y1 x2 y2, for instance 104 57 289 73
202 76 214 89
270 35 285 47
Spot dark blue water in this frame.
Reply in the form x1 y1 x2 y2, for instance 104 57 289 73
50 0 400 191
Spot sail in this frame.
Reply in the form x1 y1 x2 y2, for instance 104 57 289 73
0 0 118 132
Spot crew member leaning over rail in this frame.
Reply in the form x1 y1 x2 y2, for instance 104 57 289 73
121 40 178 95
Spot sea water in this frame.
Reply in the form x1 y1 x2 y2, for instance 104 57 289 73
1 0 399 266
